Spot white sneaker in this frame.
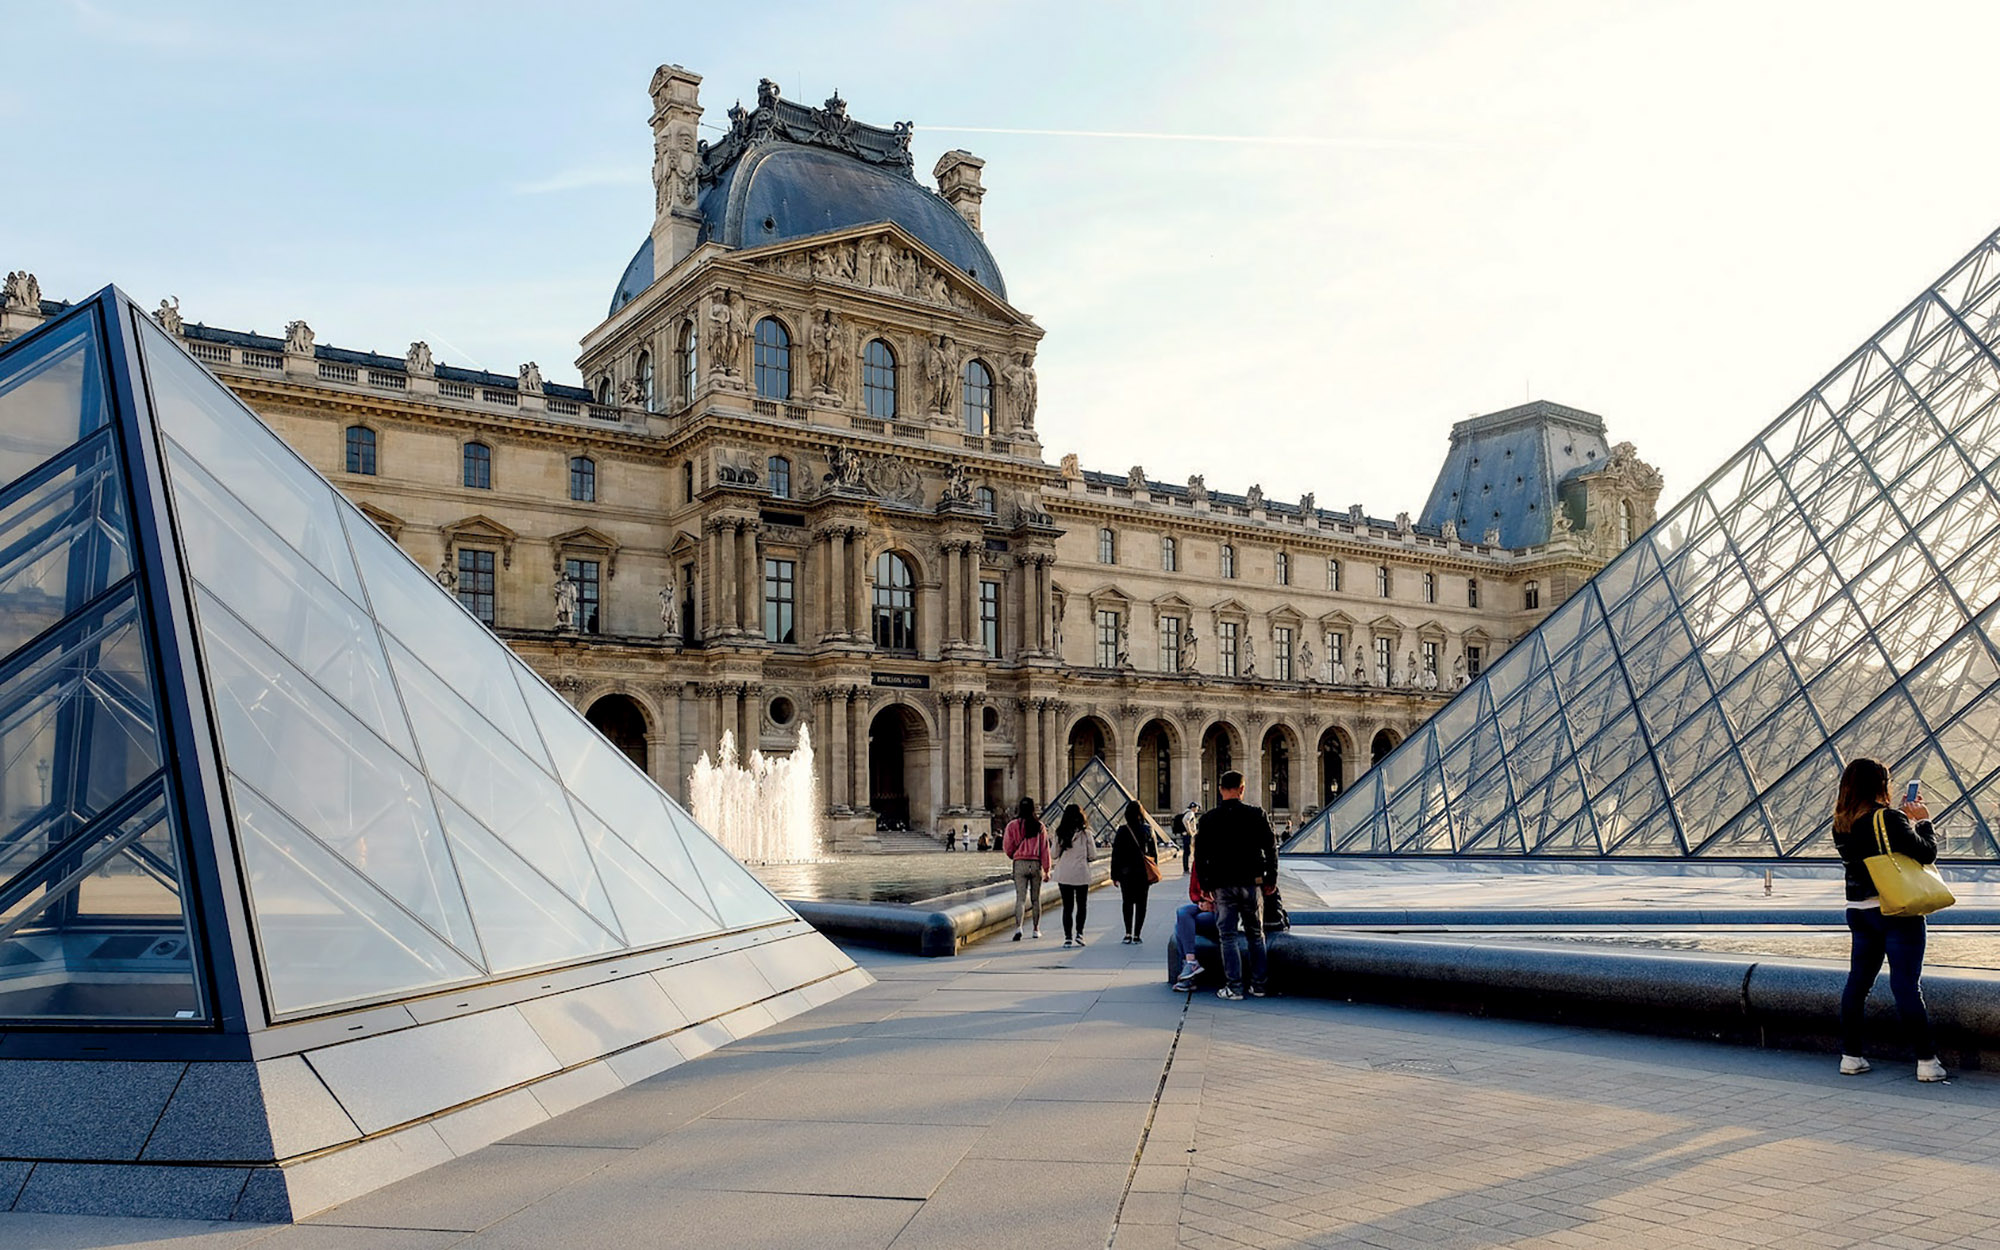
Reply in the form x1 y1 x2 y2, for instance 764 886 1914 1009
1839 1054 1871 1076
1074 934 1085 946
1061 938 1073 948
1918 1058 1949 1082
1032 928 1042 939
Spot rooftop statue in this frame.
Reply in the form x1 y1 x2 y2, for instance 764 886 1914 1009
153 296 183 335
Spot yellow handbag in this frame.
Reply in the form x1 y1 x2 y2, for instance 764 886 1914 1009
1863 809 1955 917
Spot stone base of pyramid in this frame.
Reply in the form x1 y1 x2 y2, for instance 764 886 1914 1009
0 923 867 1223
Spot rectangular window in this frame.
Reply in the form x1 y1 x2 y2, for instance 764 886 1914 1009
1423 572 1436 604
1096 608 1121 668
462 442 491 490
1326 631 1344 678
763 557 796 644
1327 558 1341 591
683 461 695 503
1374 635 1393 681
1275 627 1293 681
1468 577 1480 608
1160 616 1183 672
1467 645 1483 678
1220 620 1240 678
1162 536 1177 572
1376 565 1391 597
570 456 596 503
345 427 376 475
564 558 601 634
1275 552 1290 586
457 549 495 626
1220 544 1236 578
980 581 1000 657
1422 639 1439 677
1098 528 1116 564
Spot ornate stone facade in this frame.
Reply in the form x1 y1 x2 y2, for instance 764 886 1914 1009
5 68 1661 843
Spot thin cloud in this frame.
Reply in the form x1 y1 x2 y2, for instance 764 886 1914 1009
925 125 1461 150
512 166 646 195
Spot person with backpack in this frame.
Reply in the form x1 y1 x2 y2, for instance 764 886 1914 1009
1172 800 1198 874
1051 804 1093 947
1003 796 1051 941
1192 770 1276 1000
1111 801 1158 943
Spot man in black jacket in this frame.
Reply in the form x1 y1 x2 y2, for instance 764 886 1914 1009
1193 770 1276 1000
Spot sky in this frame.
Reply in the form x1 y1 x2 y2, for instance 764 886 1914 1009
11 0 2000 521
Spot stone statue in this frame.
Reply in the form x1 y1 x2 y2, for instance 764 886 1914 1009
1183 628 1199 673
1551 506 1575 539
1242 635 1257 679
1452 655 1468 690
757 78 781 109
1059 452 1082 482
1484 527 1502 546
1246 484 1265 511
728 291 754 373
1188 474 1208 505
1352 657 1370 686
518 362 544 395
406 340 435 376
824 443 864 490
434 559 457 590
619 376 646 407
924 334 956 414
555 573 580 630
1003 353 1037 429
943 462 974 505
284 319 314 356
1421 664 1439 691
659 578 678 636
153 297 183 335
1115 619 1131 668
1349 503 1366 523
1299 492 1315 518
1395 511 1413 535
1299 640 1315 684
1442 519 1458 542
1051 597 1065 652
1399 652 1416 687
2 271 40 312
707 293 737 380
1127 465 1147 492
810 310 841 394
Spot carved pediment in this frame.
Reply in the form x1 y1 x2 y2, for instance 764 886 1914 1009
732 223 1032 326
1318 609 1357 631
1269 602 1307 626
1366 614 1404 633
1208 596 1251 618
355 502 405 541
442 514 519 567
551 525 622 578
1086 584 1133 610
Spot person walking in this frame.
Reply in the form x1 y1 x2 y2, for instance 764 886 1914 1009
1173 800 1199 874
1831 758 1947 1081
1111 801 1158 943
1003 797 1051 941
1192 770 1276 1000
1051 804 1093 947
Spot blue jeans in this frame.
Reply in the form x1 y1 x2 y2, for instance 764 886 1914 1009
1172 904 1216 969
1841 907 1936 1059
1212 885 1267 992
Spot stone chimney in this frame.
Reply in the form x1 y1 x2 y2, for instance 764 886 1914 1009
649 64 705 272
933 150 986 234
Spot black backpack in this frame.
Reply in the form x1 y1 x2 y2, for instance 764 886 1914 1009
1262 887 1290 933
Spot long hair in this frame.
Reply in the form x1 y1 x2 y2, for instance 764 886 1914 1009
1835 757 1892 835
1015 795 1038 835
1056 803 1086 853
1123 800 1148 844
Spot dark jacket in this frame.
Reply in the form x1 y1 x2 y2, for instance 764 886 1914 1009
1193 799 1277 890
1110 819 1156 884
1832 805 1938 903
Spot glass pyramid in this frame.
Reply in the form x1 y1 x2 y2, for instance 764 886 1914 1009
1287 227 2000 861
1043 757 1167 849
0 289 796 1024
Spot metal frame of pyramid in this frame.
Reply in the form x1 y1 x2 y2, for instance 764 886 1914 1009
1043 757 1167 848
0 289 866 1221
1287 227 2000 862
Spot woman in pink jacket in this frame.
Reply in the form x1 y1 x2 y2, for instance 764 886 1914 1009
1002 796 1052 941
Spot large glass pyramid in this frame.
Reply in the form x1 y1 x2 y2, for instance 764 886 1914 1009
1288 227 2000 861
1044 757 1168 849
0 289 801 1024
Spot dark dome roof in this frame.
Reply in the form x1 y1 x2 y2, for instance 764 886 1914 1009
609 141 1006 316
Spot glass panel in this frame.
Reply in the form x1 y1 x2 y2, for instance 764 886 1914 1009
1935 683 2000 803
1736 692 1824 790
383 636 615 929
1654 704 1735 795
168 447 414 757
1902 622 2000 734
434 792 622 975
0 789 204 1021
0 434 132 657
569 799 718 945
1762 751 1840 854
193 590 479 957
234 784 480 1015
1782 593 1872 685
342 507 550 768
669 802 792 928
0 315 109 493
1804 638 1896 735
140 319 363 602
1715 646 1804 739
1689 803 1779 857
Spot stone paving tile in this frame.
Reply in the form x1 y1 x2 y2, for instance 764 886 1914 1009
302 1145 623 1232
463 1188 918 1250
704 1068 1028 1126
612 1116 979 1199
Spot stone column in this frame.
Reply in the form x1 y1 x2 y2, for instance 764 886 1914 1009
937 693 956 815
1039 700 1058 796
1019 698 1039 801
716 521 737 636
963 549 978 650
1243 722 1264 816
941 544 959 647
1038 560 1055 652
736 684 752 753
849 688 867 813
739 522 760 635
850 527 868 636
826 529 846 640
963 696 979 810
653 682 683 802
710 683 730 754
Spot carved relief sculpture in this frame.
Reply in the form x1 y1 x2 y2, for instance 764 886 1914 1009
406 340 435 376
1004 353 1037 430
518 362 545 395
284 319 314 356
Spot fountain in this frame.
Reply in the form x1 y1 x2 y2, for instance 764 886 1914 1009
689 728 825 863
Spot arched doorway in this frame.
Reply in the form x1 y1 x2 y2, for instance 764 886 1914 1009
1066 716 1111 780
1370 728 1401 768
869 704 932 832
586 694 649 771
1199 722 1240 807
1261 725 1298 819
1317 727 1350 807
1136 719 1176 811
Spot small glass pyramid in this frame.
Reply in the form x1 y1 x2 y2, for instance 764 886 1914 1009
0 290 798 1024
1288 227 2000 861
1043 757 1167 848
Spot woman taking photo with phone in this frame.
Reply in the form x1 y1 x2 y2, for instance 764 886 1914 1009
1831 758 1947 1082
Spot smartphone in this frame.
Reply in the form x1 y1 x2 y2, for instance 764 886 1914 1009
1905 781 1922 805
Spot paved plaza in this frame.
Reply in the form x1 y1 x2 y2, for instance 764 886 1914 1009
9 877 2000 1249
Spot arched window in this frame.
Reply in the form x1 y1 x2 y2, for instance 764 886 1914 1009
594 378 611 406
635 351 655 412
768 455 792 499
754 317 791 399
344 425 376 475
1422 572 1436 604
1098 528 1116 564
976 486 996 515
1327 558 1341 591
863 339 898 419
1220 544 1236 579
1525 580 1541 610
1275 551 1290 585
569 456 596 502
872 552 916 651
463 441 491 490
1376 565 1391 597
1618 499 1636 547
962 359 993 435
677 320 697 405
1162 535 1178 572
1467 577 1480 608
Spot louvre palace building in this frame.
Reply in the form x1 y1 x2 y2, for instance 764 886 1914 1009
2 66 1662 845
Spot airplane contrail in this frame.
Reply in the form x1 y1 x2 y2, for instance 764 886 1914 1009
923 125 1458 150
